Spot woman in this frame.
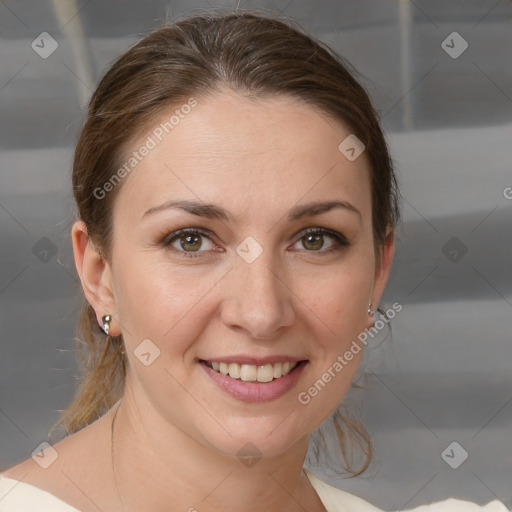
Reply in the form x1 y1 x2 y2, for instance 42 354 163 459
0 10 507 512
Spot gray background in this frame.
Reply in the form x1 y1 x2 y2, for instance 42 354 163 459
0 0 511 510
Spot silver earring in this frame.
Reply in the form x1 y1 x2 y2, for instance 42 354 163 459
367 305 376 316
101 314 112 336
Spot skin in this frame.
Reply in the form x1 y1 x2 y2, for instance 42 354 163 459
5 90 394 512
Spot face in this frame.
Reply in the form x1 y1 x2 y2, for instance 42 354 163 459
84 91 393 459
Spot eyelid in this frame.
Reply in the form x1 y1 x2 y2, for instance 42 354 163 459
161 228 219 256
291 227 350 253
295 226 349 244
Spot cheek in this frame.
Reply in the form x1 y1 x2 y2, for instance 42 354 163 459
299 258 374 346
112 252 220 349
293 266 371 423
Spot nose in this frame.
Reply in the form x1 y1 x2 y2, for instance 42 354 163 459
220 250 296 340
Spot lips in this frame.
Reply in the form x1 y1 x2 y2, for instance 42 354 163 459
199 359 309 402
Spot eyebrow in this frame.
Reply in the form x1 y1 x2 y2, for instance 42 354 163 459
142 199 361 223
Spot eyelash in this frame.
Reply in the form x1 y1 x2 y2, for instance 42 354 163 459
160 227 350 259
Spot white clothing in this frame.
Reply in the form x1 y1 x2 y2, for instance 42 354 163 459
0 469 508 511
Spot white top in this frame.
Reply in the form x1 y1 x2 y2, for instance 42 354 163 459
0 469 508 512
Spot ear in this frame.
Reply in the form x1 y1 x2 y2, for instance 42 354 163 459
369 227 395 313
71 220 120 336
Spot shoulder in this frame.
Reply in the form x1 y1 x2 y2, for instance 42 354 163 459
0 442 85 511
400 498 509 512
0 472 82 511
0 410 116 511
304 469 509 512
1 421 90 483
304 468 383 512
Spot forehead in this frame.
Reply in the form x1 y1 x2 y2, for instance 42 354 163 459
112 91 372 224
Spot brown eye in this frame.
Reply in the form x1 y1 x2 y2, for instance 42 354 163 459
164 229 217 257
179 233 202 251
302 232 324 251
293 228 349 254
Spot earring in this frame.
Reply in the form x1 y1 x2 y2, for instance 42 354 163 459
99 314 125 356
101 314 112 336
367 304 377 316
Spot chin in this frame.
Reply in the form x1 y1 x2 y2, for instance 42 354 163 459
199 423 309 463
186 398 323 460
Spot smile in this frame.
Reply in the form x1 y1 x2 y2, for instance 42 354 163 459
199 359 308 402
204 361 299 382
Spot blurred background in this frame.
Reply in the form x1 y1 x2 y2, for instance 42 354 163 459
0 0 511 510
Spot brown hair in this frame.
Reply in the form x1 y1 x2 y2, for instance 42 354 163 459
50 8 400 477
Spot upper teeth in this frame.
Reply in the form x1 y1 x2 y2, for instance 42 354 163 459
207 361 299 382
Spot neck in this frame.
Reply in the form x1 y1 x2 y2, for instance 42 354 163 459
109 383 325 512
